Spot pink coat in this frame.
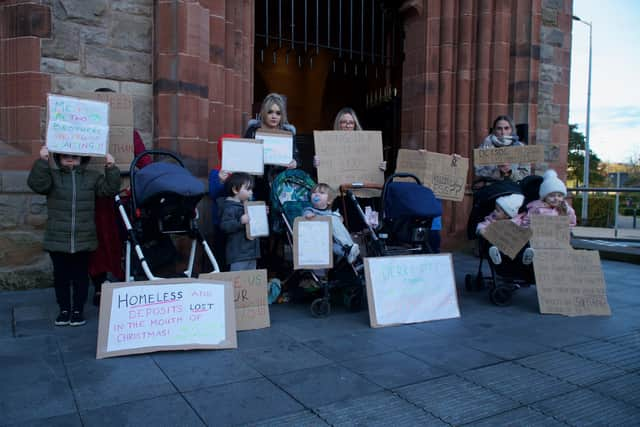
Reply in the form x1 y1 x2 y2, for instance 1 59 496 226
476 210 526 235
521 199 577 227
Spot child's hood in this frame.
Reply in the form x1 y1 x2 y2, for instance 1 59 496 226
52 153 91 172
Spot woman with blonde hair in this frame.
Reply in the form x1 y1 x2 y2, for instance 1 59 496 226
333 107 363 131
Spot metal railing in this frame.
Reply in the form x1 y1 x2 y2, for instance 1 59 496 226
568 186 640 236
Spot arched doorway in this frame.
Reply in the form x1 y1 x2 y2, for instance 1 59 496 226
253 0 404 173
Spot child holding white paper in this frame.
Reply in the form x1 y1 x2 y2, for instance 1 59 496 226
303 183 360 264
220 173 261 271
27 146 120 326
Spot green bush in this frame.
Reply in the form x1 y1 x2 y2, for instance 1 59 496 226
572 195 615 227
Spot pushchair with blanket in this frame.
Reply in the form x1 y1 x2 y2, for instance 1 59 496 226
342 173 443 258
116 150 219 281
465 175 543 305
272 169 365 317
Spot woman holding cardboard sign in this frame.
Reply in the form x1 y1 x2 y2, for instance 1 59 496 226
475 115 531 183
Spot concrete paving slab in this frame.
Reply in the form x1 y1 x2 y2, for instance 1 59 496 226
401 341 503 374
341 351 448 389
269 364 382 408
606 330 640 350
66 355 176 411
243 410 328 426
460 361 578 404
5 413 83 427
303 331 393 362
459 333 552 360
356 324 442 350
79 394 205 427
532 389 640 426
563 339 640 372
316 391 447 426
461 406 567 427
275 312 371 342
236 325 299 351
183 378 304 426
517 349 626 386
396 374 520 425
588 372 640 409
240 341 332 376
151 349 262 392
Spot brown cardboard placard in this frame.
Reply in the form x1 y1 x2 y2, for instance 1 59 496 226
482 220 533 260
293 216 333 269
254 129 293 166
96 278 237 359
396 149 469 201
473 145 544 166
364 254 460 328
530 215 571 249
200 269 270 331
243 201 269 239
221 138 264 175
313 130 384 191
533 249 611 316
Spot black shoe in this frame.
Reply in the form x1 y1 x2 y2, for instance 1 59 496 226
55 310 70 326
70 311 86 326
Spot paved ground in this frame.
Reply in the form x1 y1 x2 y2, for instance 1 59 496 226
2 253 640 426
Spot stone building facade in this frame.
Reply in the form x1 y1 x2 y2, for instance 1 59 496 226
0 0 573 288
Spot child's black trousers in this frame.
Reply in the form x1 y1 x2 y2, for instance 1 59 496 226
49 251 90 312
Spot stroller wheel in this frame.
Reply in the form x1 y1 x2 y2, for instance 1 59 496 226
490 287 512 306
343 289 363 312
310 298 331 318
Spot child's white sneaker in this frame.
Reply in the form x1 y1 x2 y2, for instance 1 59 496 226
522 247 535 265
347 243 360 264
488 246 502 265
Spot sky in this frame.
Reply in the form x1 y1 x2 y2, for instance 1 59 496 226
569 0 640 164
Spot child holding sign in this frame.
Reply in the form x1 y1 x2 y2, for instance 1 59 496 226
303 183 360 264
27 146 120 326
220 173 261 271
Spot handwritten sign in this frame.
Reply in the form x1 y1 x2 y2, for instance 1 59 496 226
46 94 109 157
364 254 460 328
530 215 571 249
200 269 270 331
244 201 269 239
293 216 333 269
255 129 293 166
396 149 469 201
221 138 264 175
473 145 544 166
70 92 134 170
96 279 237 359
313 130 384 191
483 220 533 260
533 249 611 316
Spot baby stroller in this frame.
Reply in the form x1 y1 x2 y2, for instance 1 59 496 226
342 173 443 257
271 170 365 317
116 150 219 281
465 175 543 306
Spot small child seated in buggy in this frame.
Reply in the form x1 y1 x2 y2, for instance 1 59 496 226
303 183 360 264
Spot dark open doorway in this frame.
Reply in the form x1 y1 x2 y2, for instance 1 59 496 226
253 0 404 174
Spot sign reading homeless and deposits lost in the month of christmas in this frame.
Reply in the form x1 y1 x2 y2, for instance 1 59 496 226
96 279 237 359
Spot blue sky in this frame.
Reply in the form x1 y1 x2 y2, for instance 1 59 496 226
570 0 640 163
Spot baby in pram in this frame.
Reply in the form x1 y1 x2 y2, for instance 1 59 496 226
303 183 360 264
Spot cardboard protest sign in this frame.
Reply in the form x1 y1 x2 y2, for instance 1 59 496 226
473 145 544 166
70 92 135 170
533 249 611 316
530 215 571 249
293 216 333 269
200 269 270 331
313 130 384 191
364 254 460 328
396 149 469 201
244 201 269 239
46 94 109 157
221 138 264 175
96 278 237 359
482 220 533 260
255 129 293 166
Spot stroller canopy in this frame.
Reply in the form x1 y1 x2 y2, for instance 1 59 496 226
384 182 442 219
134 162 205 206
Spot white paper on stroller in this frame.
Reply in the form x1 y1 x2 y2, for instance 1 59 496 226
46 94 110 157
364 254 460 328
221 138 264 175
255 129 293 166
244 201 269 239
96 279 237 359
293 217 333 269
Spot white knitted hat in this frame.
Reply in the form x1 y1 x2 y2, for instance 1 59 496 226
496 193 525 218
539 169 567 199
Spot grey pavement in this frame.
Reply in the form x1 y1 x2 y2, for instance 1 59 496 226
2 253 640 426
